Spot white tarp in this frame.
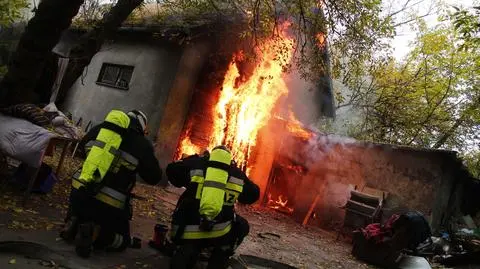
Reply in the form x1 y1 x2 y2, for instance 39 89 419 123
49 57 70 103
0 114 56 168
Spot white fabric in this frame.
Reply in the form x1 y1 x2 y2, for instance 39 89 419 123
49 57 70 103
0 114 56 168
43 103 83 139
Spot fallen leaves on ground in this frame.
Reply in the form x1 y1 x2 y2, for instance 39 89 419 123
131 184 175 223
0 149 81 232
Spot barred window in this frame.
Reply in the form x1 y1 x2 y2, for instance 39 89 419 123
97 63 134 90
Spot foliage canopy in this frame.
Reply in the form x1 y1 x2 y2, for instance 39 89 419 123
0 0 29 27
332 15 480 176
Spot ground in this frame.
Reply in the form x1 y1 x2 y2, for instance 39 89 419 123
0 149 373 269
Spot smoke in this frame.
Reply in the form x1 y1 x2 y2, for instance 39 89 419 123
300 133 357 170
327 80 365 135
275 127 360 221
278 69 324 125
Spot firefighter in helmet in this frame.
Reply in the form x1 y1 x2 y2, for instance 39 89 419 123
166 146 260 269
61 109 163 258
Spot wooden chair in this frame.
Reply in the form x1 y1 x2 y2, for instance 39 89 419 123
337 187 386 240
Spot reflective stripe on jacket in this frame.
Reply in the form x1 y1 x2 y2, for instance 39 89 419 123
170 220 233 240
72 173 128 209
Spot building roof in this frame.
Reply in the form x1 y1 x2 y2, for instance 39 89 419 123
274 116 458 156
280 117 480 180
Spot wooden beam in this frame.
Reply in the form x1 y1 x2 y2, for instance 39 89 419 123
56 141 71 176
302 193 321 226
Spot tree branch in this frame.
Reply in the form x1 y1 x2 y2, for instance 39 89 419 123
433 96 480 148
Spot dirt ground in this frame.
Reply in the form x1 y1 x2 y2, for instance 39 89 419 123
0 150 373 269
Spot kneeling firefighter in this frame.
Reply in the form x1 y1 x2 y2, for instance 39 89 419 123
166 146 260 269
61 109 162 258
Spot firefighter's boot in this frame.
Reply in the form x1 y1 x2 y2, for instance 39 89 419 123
75 222 94 258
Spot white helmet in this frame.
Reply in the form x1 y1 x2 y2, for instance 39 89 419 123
127 110 148 132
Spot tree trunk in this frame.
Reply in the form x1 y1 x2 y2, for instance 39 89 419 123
0 0 85 107
56 0 143 104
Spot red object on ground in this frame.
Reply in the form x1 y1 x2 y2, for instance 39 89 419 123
152 224 168 247
384 214 400 230
361 214 400 243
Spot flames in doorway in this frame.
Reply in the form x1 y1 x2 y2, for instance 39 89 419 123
176 22 317 215
177 22 295 168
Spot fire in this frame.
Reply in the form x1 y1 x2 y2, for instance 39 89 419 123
285 108 314 140
286 164 306 174
178 136 201 157
267 194 294 214
315 32 326 49
177 22 295 169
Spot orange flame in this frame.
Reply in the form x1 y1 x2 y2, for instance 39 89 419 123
267 193 294 214
286 164 306 174
285 108 313 140
178 136 201 157
177 22 295 168
316 32 326 49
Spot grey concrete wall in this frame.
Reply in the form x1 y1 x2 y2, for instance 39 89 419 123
63 40 182 140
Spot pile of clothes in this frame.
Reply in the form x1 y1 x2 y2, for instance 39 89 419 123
360 214 400 244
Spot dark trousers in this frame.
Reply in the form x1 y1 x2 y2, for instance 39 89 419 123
170 215 250 269
67 188 131 251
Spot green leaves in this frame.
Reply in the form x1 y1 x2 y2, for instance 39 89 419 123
0 0 29 26
450 6 480 51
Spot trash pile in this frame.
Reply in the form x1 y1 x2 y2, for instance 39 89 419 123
351 211 480 268
416 222 480 266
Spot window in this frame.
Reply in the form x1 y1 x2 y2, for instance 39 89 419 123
97 63 134 90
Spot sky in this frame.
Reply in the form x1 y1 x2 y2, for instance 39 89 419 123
389 0 476 60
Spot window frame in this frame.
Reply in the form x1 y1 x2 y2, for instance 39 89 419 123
96 63 134 90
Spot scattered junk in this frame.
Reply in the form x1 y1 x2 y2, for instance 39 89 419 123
351 211 431 268
351 209 480 268
417 226 480 267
